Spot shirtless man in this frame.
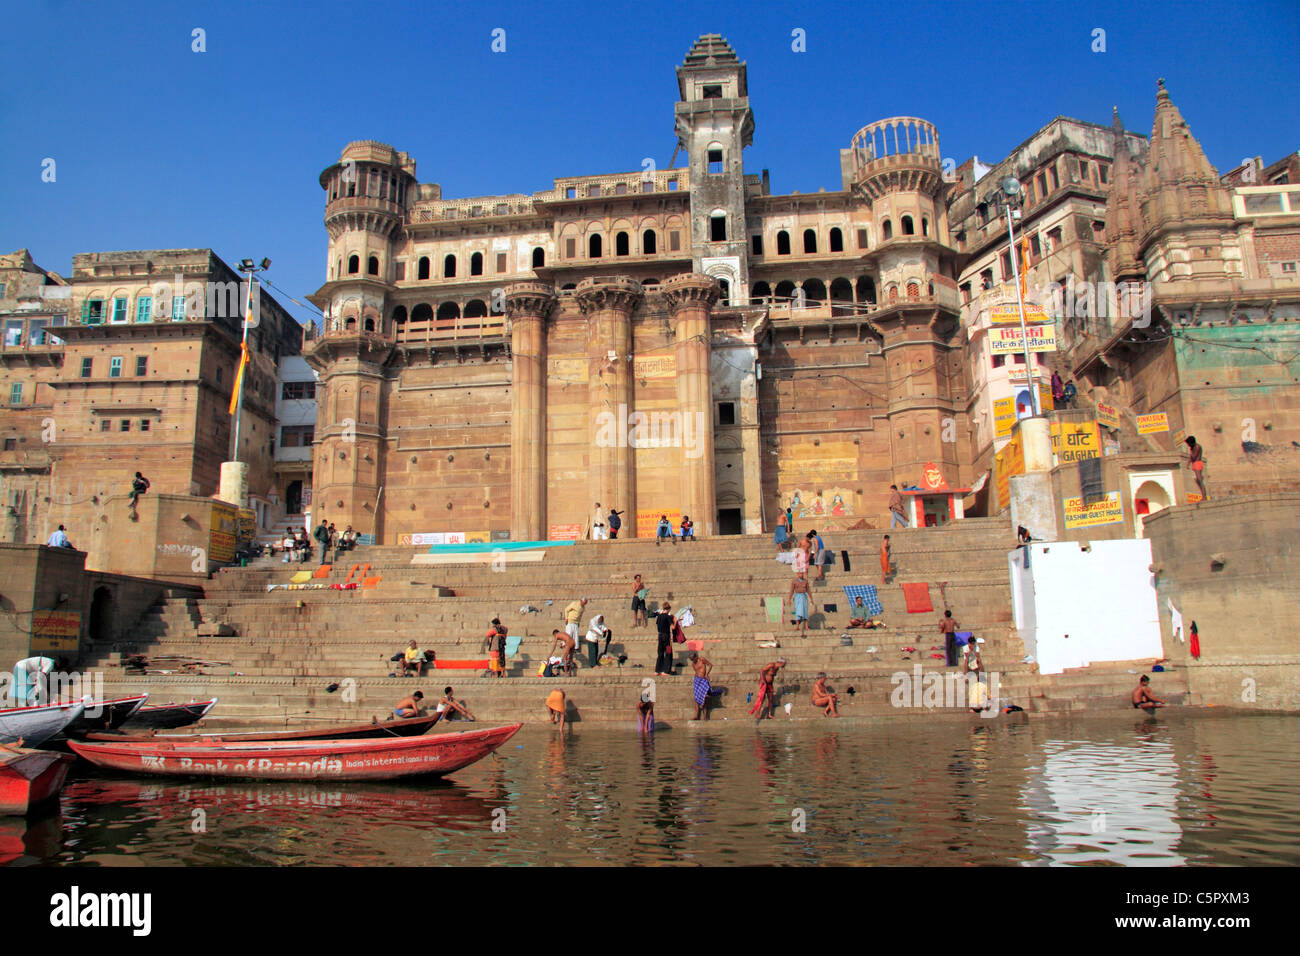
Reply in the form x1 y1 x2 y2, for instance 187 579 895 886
393 690 424 719
880 535 892 585
1184 436 1209 500
550 628 576 673
787 572 815 637
749 659 786 720
939 610 961 668
631 573 648 628
690 651 714 720
811 673 840 717
1132 675 1166 713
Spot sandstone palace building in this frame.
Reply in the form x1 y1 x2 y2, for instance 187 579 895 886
305 35 1300 544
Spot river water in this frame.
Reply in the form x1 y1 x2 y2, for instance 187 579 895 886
4 713 1298 866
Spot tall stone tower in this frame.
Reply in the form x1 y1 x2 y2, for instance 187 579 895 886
674 34 754 305
307 142 417 537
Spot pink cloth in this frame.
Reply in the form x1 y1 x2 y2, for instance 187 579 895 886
794 549 809 573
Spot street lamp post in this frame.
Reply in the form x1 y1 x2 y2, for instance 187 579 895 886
997 178 1040 416
232 257 271 462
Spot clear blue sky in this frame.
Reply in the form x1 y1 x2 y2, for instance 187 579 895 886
2 0 1296 328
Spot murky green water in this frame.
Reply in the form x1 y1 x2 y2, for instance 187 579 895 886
5 713 1297 866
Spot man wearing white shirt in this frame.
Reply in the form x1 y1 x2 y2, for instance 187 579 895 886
45 525 73 549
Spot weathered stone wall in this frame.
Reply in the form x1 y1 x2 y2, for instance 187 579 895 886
1143 494 1300 710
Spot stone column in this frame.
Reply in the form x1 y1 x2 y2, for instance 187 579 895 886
505 282 555 542
663 273 720 536
575 277 642 536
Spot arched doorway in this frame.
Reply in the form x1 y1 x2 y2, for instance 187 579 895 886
1133 478 1172 536
90 586 115 643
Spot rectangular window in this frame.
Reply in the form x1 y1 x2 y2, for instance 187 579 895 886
110 357 123 378
136 356 148 376
1099 163 1109 184
0 283 5 298
28 320 47 346
120 419 131 432
100 419 111 432
670 231 681 251
708 149 724 175
1013 353 1025 364
717 401 736 425
216 366 223 384
1036 173 1048 198
1282 262 1298 273
587 185 600 198
641 180 654 193
857 228 869 249
565 238 577 259
281 381 317 400
81 357 93 378
980 268 994 290
565 187 576 199
140 419 151 432
751 235 763 256
136 295 152 322
280 425 315 447
3 320 22 347
991 354 1006 368
111 297 128 323
1000 251 1013 281
710 215 727 241
1030 235 1042 260
702 84 723 99
668 179 678 191
496 253 508 273
1046 226 1063 250
172 295 186 321
9 383 21 405
84 299 105 324
614 183 627 195
960 282 972 304
495 203 508 215
395 261 406 281
1078 159 1090 181
3 438 14 451
1049 166 1059 191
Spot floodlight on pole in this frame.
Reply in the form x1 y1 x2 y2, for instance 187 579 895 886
999 177 1040 416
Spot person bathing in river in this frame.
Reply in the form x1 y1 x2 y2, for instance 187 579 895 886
393 691 424 719
1132 675 1166 713
811 673 840 718
690 651 714 720
749 659 786 719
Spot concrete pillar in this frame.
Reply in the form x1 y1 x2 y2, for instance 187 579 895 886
1021 416 1053 473
575 277 643 536
663 273 720 536
218 461 248 508
505 282 555 542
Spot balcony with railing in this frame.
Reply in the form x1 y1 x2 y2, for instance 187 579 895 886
393 312 507 347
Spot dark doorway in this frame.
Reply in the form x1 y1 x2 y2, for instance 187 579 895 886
718 508 742 535
286 480 303 515
90 586 114 643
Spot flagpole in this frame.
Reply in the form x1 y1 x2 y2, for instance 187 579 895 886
232 273 253 463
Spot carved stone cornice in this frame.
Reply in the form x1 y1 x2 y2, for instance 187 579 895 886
574 276 644 315
662 273 721 313
503 281 557 319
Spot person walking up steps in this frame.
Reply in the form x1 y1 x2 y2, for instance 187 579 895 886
788 571 815 637
880 535 892 585
888 484 908 529
607 508 623 539
773 508 788 555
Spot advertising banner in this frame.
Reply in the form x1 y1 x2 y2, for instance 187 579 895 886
993 396 1017 438
31 610 81 653
1051 422 1101 463
989 324 1058 353
548 523 583 541
995 433 1025 508
209 501 238 563
990 305 1051 326
637 509 682 538
1062 491 1124 529
1136 413 1170 435
1096 402 1121 429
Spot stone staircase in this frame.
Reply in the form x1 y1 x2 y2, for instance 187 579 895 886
76 518 1169 726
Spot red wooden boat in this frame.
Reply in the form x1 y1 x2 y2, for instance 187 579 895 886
0 746 76 815
85 712 442 743
68 722 522 781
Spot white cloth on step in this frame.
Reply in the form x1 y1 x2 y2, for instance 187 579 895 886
678 609 695 628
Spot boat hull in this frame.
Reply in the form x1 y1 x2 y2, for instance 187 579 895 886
62 694 149 737
86 712 441 744
126 698 218 731
68 723 522 781
0 701 87 748
0 749 76 815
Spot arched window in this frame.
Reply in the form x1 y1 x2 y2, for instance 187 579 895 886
335 258 341 278
803 278 826 305
774 280 797 301
532 247 545 268
411 303 433 323
464 299 488 318
902 216 915 236
470 252 483 276
444 255 457 278
710 214 727 242
418 257 430 280
347 255 359 274
751 281 772 304
615 232 630 256
830 278 853 308
882 220 893 240
364 317 375 332
829 228 843 252
707 145 724 175
642 278 660 288
643 230 657 254
367 255 379 276
560 282 577 291
718 279 730 305
776 231 791 255
856 276 877 303
906 282 920 299
921 217 929 237
803 229 818 254
436 301 461 321
888 286 899 302
589 234 603 258
392 305 408 325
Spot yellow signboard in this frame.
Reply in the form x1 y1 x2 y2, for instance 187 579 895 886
465 530 490 543
1063 491 1124 529
637 509 682 539
993 397 1017 438
990 305 1051 325
1038 381 1054 412
1136 413 1169 435
1096 402 1121 429
209 501 238 563
1051 422 1101 463
237 508 256 544
989 324 1058 353
995 432 1025 508
31 609 81 653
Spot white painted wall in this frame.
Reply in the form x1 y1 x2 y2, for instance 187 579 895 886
1010 538 1162 674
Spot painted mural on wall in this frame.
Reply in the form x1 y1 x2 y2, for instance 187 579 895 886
781 487 855 529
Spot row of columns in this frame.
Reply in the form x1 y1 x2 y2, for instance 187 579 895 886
505 274 720 541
